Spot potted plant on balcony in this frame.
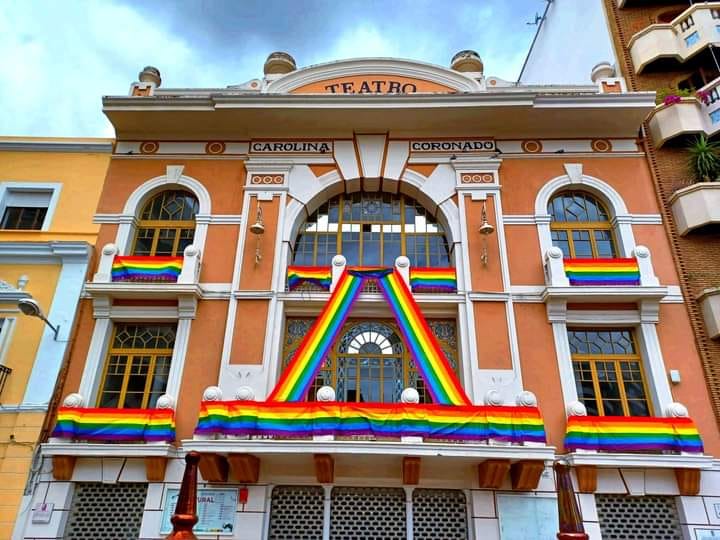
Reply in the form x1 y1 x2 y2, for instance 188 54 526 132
687 134 720 182
656 87 693 106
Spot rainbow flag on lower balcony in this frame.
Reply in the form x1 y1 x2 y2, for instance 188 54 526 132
564 258 640 286
111 255 183 283
52 407 175 442
287 266 332 291
409 268 457 293
195 401 546 443
564 415 703 453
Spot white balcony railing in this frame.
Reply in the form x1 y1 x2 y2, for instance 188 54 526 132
92 243 201 284
628 3 720 73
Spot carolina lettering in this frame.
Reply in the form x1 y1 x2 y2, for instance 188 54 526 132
251 141 332 153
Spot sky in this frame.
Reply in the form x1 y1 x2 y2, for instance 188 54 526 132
1 0 543 138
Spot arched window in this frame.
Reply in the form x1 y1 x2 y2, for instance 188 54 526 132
283 319 459 403
132 190 199 256
548 191 616 258
293 192 451 267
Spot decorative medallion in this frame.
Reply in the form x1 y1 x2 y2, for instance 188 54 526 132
521 140 543 154
460 173 494 184
251 174 284 185
591 139 612 153
139 141 159 154
205 141 226 155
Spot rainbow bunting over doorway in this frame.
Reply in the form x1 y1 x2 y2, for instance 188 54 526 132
269 268 471 406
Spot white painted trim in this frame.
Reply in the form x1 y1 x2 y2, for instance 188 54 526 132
265 58 482 94
0 182 62 231
552 321 579 406
564 451 712 469
637 322 674 415
504 213 662 226
0 317 17 367
77 318 113 405
41 442 178 458
164 318 192 404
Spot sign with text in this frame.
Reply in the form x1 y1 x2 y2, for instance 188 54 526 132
410 139 496 153
250 141 333 153
160 488 238 535
290 75 457 94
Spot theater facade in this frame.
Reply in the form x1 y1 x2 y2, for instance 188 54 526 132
15 52 720 539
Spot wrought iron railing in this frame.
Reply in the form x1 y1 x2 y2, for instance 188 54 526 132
0 365 12 400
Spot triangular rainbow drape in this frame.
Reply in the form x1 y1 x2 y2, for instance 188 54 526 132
269 268 470 406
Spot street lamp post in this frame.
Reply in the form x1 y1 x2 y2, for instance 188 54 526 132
17 298 59 340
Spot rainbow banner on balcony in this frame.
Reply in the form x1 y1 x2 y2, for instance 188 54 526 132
111 256 183 283
287 266 332 291
564 258 640 286
269 269 470 406
409 267 457 293
52 407 175 442
564 415 703 453
195 401 546 443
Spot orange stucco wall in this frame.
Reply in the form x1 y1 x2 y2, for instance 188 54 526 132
514 303 566 449
473 302 512 370
466 195 503 292
230 300 270 365
238 196 280 290
504 224 545 286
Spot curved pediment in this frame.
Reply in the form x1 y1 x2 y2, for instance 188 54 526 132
266 58 482 94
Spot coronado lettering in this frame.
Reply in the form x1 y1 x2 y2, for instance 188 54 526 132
410 140 496 152
323 80 418 94
251 142 332 153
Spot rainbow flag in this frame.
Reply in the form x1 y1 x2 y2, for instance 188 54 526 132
269 271 364 402
377 270 469 405
269 269 471 406
52 407 175 442
564 258 640 286
410 268 457 293
111 256 183 283
287 266 332 291
565 415 703 453
195 401 546 444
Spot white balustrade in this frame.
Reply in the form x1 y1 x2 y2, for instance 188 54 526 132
93 242 201 284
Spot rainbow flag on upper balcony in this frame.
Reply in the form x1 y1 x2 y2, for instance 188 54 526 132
52 407 175 443
564 258 640 286
287 266 332 291
111 255 183 283
409 267 457 293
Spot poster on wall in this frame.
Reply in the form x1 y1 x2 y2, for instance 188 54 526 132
696 530 720 539
497 494 559 540
160 488 238 535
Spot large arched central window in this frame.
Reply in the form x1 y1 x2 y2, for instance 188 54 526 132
293 192 451 267
132 189 199 256
548 191 617 258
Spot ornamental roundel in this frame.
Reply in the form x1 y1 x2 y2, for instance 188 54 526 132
521 140 543 153
251 174 284 185
460 173 494 184
591 138 612 153
205 141 226 155
139 141 160 154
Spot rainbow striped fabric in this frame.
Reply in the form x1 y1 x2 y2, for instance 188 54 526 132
270 271 364 402
564 258 640 286
287 266 332 291
195 401 546 443
111 256 183 283
269 269 470 406
564 415 703 453
52 407 175 442
409 268 457 293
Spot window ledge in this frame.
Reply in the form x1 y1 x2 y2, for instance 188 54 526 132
41 442 178 458
564 450 712 469
542 285 668 303
84 282 202 300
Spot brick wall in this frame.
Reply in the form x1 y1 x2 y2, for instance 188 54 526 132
604 0 720 423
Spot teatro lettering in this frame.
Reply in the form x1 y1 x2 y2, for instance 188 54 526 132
323 80 418 94
411 140 496 152
250 141 332 153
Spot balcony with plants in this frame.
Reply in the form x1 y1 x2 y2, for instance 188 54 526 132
647 81 720 148
628 3 720 73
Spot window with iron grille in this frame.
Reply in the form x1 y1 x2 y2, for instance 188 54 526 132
596 494 681 540
268 486 324 540
64 482 147 540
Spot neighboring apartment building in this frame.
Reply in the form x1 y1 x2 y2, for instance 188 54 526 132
13 53 720 540
0 137 111 539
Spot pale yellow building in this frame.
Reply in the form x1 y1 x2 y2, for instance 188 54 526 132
0 137 111 539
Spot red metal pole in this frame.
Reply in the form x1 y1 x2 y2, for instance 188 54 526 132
165 451 200 540
555 463 589 540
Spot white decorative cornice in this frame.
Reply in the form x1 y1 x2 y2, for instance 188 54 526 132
0 241 91 264
0 140 113 153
